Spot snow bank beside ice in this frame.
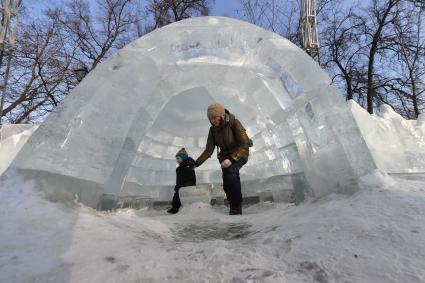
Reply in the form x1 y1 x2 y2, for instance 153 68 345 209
0 124 39 176
350 101 425 173
1 168 425 282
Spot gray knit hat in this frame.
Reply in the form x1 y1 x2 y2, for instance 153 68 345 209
207 103 225 119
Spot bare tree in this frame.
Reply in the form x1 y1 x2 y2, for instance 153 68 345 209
321 0 425 116
322 8 362 101
356 0 402 114
238 0 302 45
134 0 150 36
0 0 22 125
347 0 425 116
1 0 138 124
239 0 424 118
390 3 425 118
1 15 77 123
48 0 136 71
146 0 214 29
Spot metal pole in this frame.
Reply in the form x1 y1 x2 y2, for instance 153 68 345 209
300 0 320 60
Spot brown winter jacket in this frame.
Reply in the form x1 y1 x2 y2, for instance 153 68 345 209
195 110 250 166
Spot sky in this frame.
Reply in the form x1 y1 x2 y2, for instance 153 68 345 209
26 0 243 20
211 0 242 17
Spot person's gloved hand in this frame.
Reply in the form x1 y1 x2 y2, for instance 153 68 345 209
221 159 232 169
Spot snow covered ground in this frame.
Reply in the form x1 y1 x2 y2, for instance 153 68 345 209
1 170 425 283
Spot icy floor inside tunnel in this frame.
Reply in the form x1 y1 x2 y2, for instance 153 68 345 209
1 170 425 283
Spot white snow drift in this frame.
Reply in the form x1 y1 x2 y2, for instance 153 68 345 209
0 124 39 176
350 102 425 173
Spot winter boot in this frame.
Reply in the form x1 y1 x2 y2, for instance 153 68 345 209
167 206 179 214
237 204 242 215
229 203 242 215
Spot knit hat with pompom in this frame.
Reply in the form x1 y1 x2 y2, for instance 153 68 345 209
175 148 189 160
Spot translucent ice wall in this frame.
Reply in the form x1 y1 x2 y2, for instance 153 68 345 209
5 17 376 208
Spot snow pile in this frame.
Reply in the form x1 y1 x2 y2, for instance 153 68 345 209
0 124 39 176
1 168 425 282
350 101 425 173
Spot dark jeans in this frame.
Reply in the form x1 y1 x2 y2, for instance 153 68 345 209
222 159 246 206
171 189 181 209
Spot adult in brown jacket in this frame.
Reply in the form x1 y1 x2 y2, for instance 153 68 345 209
195 104 250 215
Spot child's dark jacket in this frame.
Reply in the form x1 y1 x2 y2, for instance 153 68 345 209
175 157 196 191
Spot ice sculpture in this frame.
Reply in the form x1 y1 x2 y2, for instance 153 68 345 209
3 17 379 209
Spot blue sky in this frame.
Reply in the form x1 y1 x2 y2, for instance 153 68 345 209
211 0 242 17
26 0 243 19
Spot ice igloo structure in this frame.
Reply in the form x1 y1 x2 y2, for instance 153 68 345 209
4 17 379 209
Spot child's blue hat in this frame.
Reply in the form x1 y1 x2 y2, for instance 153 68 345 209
176 148 189 160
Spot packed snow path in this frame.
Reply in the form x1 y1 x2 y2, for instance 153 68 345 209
1 171 425 282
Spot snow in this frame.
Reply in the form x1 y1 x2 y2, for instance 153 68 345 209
0 124 39 176
350 101 425 173
1 169 425 282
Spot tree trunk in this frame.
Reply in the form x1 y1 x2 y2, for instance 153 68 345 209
0 46 14 124
411 77 419 118
366 0 398 114
366 51 375 114
0 13 8 70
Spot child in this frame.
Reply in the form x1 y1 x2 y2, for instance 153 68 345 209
167 148 196 214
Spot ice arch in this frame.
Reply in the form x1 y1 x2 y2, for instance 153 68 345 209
7 17 376 209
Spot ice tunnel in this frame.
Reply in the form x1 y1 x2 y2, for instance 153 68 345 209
5 17 378 209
